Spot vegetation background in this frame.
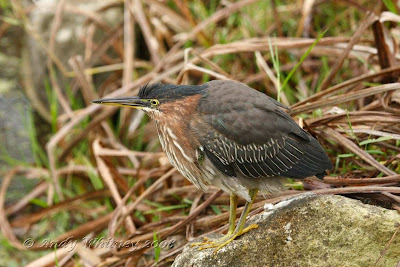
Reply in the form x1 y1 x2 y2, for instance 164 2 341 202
0 0 400 266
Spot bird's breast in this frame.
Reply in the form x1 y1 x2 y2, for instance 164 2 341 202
157 123 194 164
155 122 209 190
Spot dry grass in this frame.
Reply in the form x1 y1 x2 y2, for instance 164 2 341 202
1 0 400 266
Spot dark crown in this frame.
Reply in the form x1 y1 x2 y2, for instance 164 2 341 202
138 83 207 101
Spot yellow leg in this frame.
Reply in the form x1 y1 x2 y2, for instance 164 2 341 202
190 189 259 253
190 194 238 246
227 194 238 235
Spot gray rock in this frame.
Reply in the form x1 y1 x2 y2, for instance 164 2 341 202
173 194 400 267
0 44 34 168
23 0 123 116
0 37 37 202
0 91 33 166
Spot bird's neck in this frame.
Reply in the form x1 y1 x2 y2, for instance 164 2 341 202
153 94 202 158
152 94 201 127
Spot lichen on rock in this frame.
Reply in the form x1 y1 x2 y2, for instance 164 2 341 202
173 194 400 267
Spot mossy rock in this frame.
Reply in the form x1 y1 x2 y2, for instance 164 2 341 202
173 194 400 267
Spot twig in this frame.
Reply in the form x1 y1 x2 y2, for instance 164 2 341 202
93 139 136 234
47 0 74 119
130 0 160 65
319 12 378 90
374 223 400 266
291 83 400 115
109 168 177 237
324 175 400 185
323 128 396 176
0 168 27 250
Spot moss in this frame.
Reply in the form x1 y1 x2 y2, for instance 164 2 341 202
174 195 400 267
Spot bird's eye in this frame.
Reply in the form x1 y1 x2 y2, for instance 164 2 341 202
150 99 159 106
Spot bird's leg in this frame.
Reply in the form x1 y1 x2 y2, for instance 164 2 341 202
211 188 259 252
190 193 238 246
233 189 259 235
191 189 259 253
227 193 238 235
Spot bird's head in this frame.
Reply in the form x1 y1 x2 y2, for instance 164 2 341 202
92 83 207 120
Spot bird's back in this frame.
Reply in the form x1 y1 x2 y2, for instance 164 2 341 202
194 80 332 181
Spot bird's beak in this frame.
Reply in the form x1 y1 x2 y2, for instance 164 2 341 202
92 96 148 109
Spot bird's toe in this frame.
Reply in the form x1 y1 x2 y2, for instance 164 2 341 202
189 223 259 253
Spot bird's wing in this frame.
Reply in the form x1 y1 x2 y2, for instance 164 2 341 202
200 129 331 179
197 89 332 179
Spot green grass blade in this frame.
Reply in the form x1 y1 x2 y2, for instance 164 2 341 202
383 0 398 14
359 136 393 146
281 29 327 91
153 232 161 263
267 36 281 101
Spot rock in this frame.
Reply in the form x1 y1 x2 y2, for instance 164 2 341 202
0 27 37 202
0 90 33 166
0 28 34 168
173 194 400 267
23 0 123 117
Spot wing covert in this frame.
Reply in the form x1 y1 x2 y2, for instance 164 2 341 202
196 80 332 179
201 130 331 179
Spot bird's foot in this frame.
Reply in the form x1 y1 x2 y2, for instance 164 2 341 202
189 237 214 247
190 223 258 254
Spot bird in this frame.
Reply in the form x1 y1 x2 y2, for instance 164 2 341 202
93 80 332 252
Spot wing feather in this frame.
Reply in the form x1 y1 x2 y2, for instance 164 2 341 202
196 80 332 179
199 129 332 179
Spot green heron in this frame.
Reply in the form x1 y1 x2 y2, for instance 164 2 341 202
93 80 332 252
